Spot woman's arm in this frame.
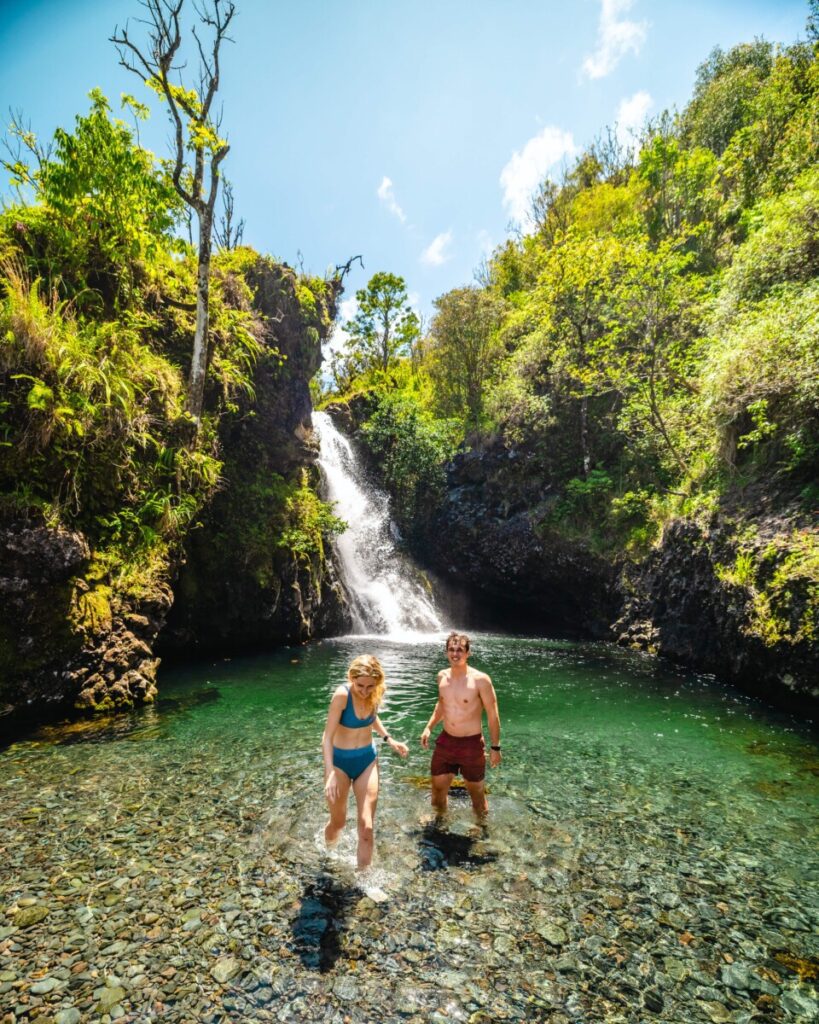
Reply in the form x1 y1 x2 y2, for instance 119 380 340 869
374 715 409 758
322 688 346 777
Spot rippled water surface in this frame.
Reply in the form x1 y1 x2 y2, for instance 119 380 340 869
1 634 817 1023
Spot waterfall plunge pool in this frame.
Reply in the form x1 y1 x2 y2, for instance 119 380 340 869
1 632 817 1022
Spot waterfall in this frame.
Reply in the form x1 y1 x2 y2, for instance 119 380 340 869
313 411 442 636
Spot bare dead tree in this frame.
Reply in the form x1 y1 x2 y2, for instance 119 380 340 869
333 254 364 285
214 177 244 250
111 0 236 427
1 108 54 201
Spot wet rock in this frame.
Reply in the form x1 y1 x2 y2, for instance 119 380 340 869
55 1010 81 1024
538 923 568 946
96 985 126 1013
332 975 358 1001
697 1001 732 1023
210 957 241 984
30 977 59 994
14 906 49 928
779 989 818 1018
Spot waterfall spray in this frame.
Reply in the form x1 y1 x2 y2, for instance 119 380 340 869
313 412 442 636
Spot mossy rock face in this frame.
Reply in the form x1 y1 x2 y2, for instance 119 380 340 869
163 258 351 655
69 583 113 636
0 519 169 723
615 515 819 711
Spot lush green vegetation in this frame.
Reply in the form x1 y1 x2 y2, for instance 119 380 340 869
322 26 818 646
0 92 341 605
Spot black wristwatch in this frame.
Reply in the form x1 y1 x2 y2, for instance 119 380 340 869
491 745 501 751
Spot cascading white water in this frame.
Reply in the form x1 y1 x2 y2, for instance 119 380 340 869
313 411 442 636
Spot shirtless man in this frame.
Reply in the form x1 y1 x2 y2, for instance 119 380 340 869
420 632 502 816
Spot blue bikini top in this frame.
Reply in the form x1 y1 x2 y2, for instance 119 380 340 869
340 685 376 728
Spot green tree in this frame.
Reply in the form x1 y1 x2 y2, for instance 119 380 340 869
636 117 719 254
361 392 459 531
1 91 182 308
343 271 420 376
683 40 774 155
427 286 504 429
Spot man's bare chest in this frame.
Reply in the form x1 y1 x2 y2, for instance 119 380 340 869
441 677 480 709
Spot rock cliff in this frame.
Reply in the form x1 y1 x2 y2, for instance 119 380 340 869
0 257 350 732
615 513 817 710
162 260 351 654
417 442 817 713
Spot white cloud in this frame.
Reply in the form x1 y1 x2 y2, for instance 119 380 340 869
420 230 454 266
377 176 406 223
615 90 653 144
582 0 648 80
500 126 577 226
339 296 358 322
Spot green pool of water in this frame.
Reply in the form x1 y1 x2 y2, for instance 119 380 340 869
1 633 817 1022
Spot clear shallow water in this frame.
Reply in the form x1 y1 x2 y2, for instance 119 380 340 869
1 634 817 1023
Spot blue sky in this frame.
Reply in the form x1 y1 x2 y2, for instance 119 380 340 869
0 0 810 328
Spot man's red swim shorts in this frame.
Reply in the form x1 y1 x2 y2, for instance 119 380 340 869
430 731 486 782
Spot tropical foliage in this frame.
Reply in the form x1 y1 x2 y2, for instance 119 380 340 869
321 25 818 643
0 92 340 601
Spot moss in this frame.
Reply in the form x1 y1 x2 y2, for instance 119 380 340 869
717 529 818 646
69 583 113 636
295 281 318 318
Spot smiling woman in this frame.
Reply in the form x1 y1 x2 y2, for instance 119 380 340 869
321 654 409 870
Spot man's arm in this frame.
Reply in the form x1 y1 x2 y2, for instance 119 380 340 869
420 678 445 748
478 674 502 766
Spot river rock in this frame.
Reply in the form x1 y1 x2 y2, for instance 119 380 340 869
332 976 358 1001
14 905 49 928
538 923 568 946
211 957 241 984
30 977 59 994
55 1010 81 1024
97 985 126 1013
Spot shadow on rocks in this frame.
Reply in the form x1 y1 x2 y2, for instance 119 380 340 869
291 873 359 972
416 821 498 872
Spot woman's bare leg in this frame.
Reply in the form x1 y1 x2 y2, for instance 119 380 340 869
324 767 351 844
352 759 379 870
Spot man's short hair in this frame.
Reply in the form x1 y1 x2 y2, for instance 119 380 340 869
446 631 470 652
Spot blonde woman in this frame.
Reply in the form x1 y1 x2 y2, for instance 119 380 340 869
322 654 408 869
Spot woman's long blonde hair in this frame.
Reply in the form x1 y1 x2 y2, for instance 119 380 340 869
347 654 386 714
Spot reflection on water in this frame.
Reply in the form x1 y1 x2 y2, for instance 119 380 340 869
0 634 816 1022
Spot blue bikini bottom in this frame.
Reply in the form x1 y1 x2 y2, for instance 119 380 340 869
332 743 377 781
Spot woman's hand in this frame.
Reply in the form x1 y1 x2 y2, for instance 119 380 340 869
389 739 409 758
324 771 341 803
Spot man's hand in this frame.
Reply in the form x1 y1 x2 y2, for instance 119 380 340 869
420 727 431 749
489 748 502 769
